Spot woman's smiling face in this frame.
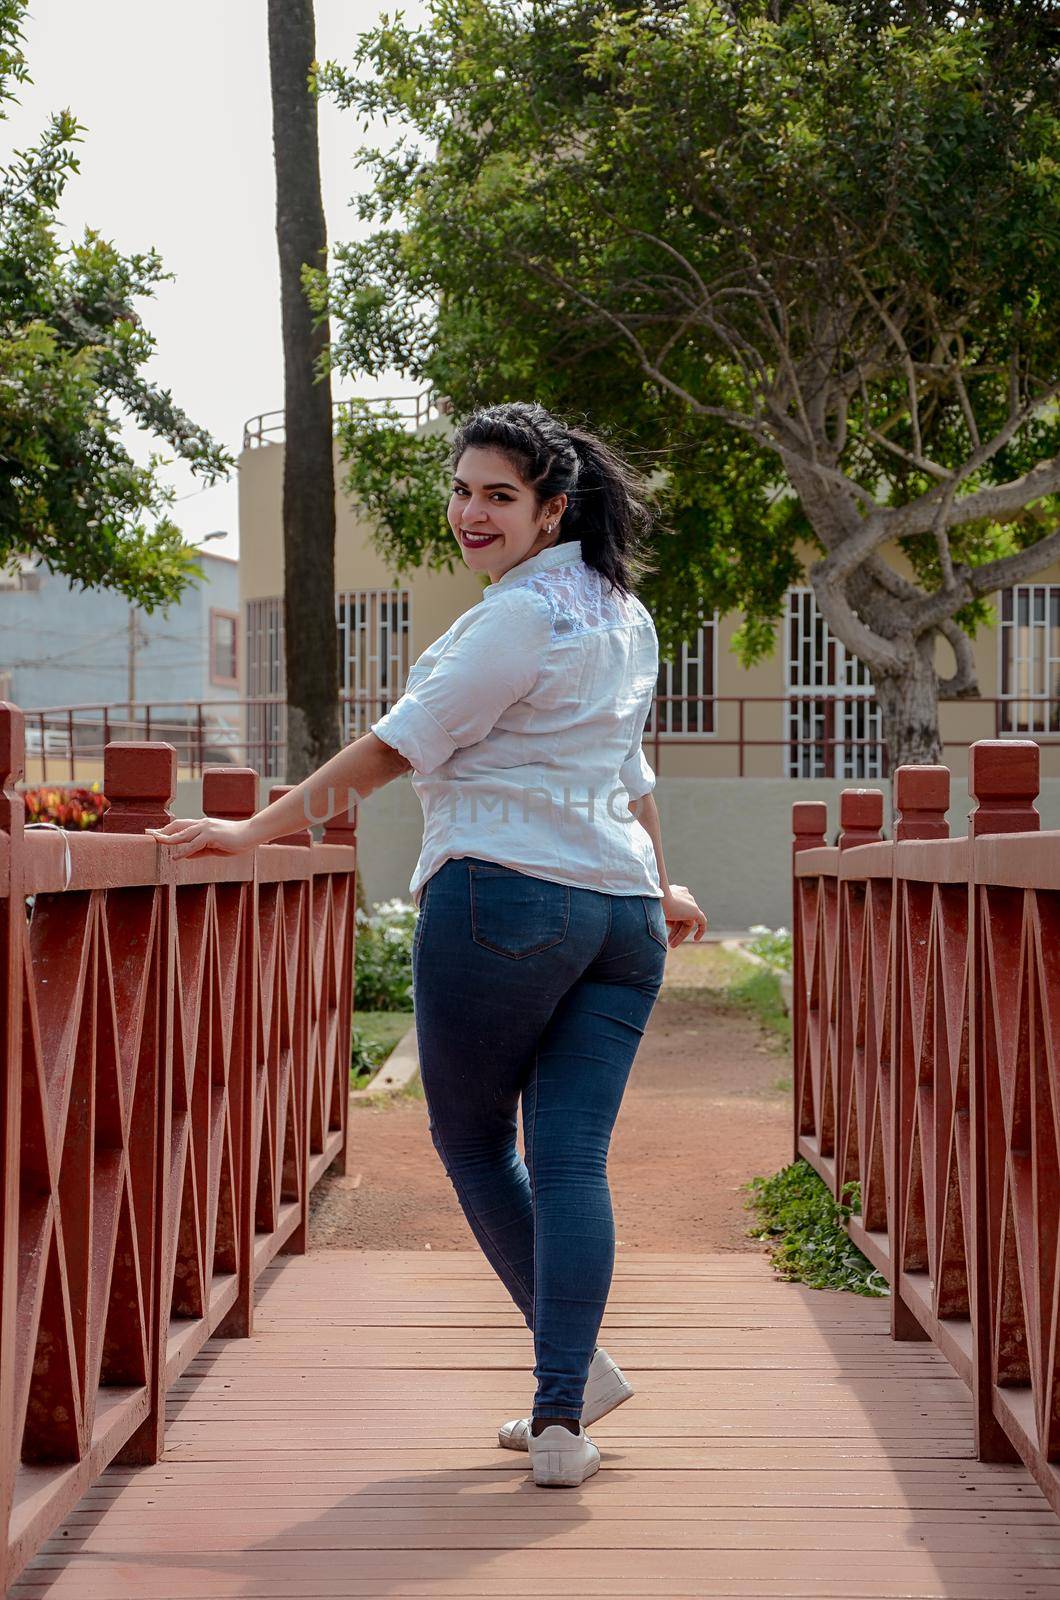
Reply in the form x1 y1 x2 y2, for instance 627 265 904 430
448 446 566 584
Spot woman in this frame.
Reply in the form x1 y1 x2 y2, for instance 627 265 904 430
149 402 709 1489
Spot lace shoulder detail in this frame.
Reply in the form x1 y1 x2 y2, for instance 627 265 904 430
510 561 645 640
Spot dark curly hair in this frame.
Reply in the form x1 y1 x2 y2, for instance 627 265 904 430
450 402 656 597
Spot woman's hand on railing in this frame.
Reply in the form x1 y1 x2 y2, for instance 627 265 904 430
145 817 257 860
660 884 709 946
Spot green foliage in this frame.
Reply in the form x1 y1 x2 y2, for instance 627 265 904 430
354 896 418 1011
744 1160 889 1295
726 959 792 1053
350 1009 415 1087
333 398 459 576
0 0 232 608
319 0 1060 676
746 925 793 973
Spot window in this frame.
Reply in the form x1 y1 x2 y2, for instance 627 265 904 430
336 589 412 741
245 590 413 777
643 616 717 738
210 609 239 685
786 588 884 778
246 598 285 777
999 586 1060 734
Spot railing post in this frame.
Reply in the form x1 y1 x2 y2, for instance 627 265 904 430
838 787 884 851
889 766 950 1347
892 765 949 842
267 784 312 847
267 786 312 1253
0 705 25 1592
111 742 178 1468
204 770 261 1341
322 795 358 847
792 801 828 1164
968 739 1038 1466
100 741 176 834
834 789 886 1212
968 739 1040 839
322 795 358 1180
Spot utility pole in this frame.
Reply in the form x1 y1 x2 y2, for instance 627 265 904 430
127 604 141 726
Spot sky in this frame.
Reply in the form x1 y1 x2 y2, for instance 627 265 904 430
7 0 430 561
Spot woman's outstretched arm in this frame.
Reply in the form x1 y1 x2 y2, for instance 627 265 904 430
147 731 412 859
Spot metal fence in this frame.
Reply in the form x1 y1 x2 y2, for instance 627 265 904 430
16 693 1060 785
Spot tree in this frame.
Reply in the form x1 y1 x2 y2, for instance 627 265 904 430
268 0 340 784
317 0 1060 766
0 0 231 610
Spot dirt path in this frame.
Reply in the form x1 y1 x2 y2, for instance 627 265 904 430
309 945 792 1255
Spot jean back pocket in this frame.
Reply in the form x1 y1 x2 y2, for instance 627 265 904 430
643 895 669 950
469 861 570 959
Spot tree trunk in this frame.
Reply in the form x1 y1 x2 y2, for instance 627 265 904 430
872 636 943 771
268 0 340 784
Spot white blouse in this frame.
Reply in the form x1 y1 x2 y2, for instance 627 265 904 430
370 539 663 907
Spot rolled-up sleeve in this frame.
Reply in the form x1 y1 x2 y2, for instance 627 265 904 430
619 740 656 801
370 592 551 775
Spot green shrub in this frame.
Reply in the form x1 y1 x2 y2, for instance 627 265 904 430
350 1011 416 1089
746 924 792 972
355 897 417 1011
743 1160 888 1296
350 1024 382 1087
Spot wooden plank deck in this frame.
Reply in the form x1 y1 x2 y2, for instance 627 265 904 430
12 1250 1060 1599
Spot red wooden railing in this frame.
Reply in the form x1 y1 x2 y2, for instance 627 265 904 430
0 703 356 1588
792 739 1060 1510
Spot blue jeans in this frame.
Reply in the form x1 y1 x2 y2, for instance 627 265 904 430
411 856 668 1420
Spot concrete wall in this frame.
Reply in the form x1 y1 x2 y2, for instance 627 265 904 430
172 774 1060 934
1 551 240 710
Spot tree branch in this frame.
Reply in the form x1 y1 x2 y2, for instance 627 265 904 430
888 453 1060 542
937 618 979 698
809 563 909 675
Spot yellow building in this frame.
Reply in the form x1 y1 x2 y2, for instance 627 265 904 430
239 401 1060 783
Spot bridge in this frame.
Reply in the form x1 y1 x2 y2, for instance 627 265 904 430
2 702 1060 1596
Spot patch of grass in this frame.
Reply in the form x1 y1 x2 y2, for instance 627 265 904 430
351 1010 415 1089
662 943 792 1057
726 961 791 1052
742 1160 889 1296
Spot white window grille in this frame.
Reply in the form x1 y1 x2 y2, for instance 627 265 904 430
245 591 413 778
644 616 717 738
245 598 285 777
336 590 412 741
999 585 1060 734
785 588 884 778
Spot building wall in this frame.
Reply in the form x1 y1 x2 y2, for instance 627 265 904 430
0 551 240 710
239 433 1060 780
239 434 484 650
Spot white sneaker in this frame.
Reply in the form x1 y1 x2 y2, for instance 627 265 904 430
527 1421 601 1487
498 1347 633 1452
